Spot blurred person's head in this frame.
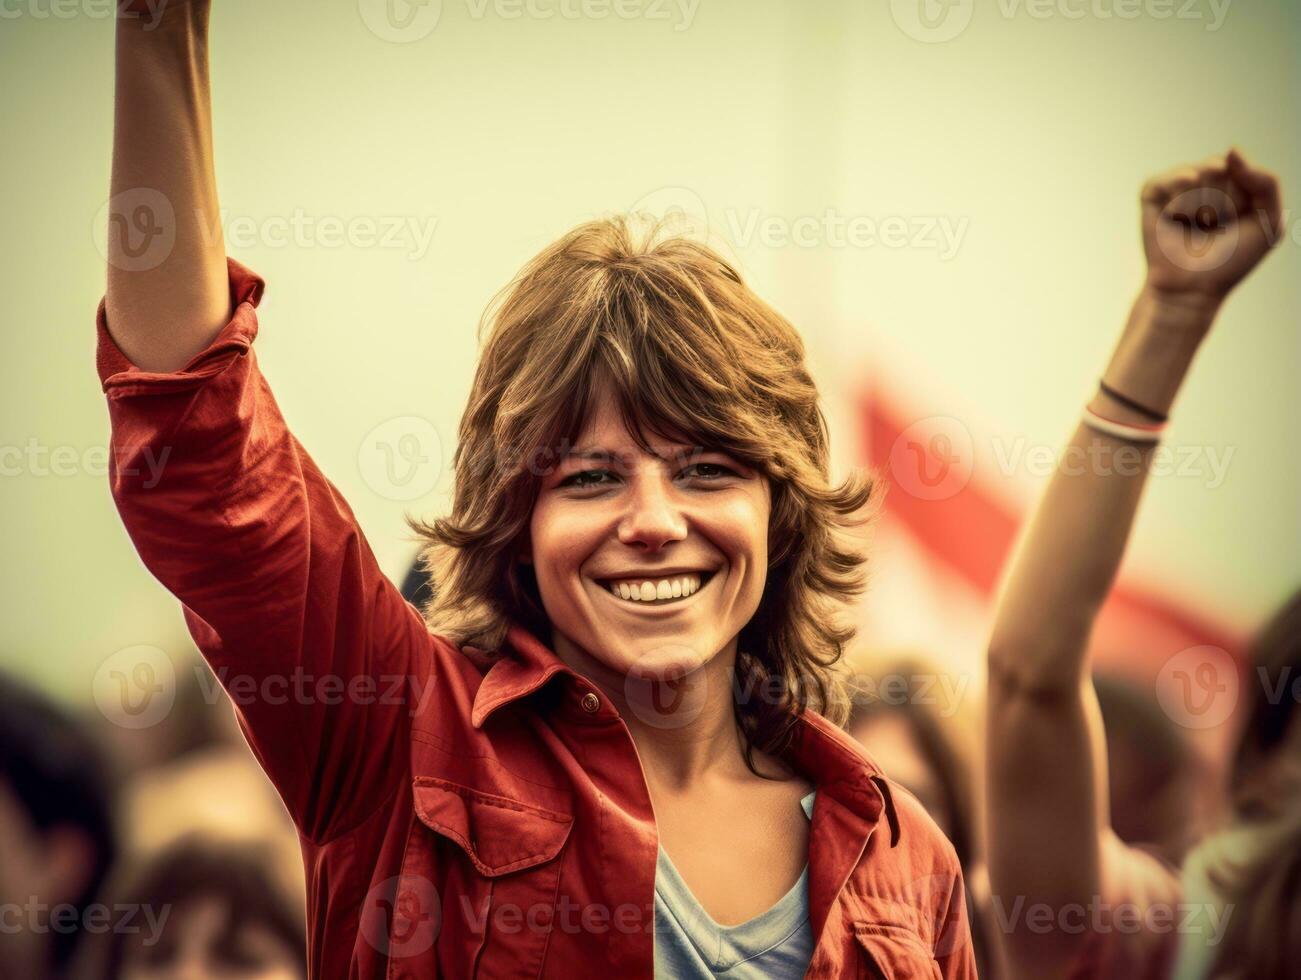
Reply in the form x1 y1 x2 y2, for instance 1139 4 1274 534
846 667 971 861
845 664 1000 976
94 835 305 980
1230 587 1301 820
0 671 118 978
409 213 875 762
92 651 244 780
1204 760 1301 980
1094 671 1199 863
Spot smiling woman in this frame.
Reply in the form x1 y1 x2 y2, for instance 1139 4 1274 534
96 2 976 976
409 215 877 770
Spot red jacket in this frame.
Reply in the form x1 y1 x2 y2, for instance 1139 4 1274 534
96 259 977 979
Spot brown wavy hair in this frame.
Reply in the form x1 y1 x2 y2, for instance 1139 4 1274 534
407 213 876 762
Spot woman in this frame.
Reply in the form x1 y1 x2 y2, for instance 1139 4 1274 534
983 147 1285 980
100 1 974 976
89 836 306 980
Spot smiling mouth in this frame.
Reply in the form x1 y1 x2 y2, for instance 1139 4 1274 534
592 570 719 608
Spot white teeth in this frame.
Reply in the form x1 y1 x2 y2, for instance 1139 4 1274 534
605 573 705 603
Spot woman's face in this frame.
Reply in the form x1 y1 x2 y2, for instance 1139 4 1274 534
120 896 300 980
526 389 771 684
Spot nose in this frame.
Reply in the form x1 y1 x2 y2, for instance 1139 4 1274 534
616 467 688 552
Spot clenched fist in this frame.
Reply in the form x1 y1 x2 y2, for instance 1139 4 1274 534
1141 148 1284 311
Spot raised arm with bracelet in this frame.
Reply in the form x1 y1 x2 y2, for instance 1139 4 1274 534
985 149 1283 980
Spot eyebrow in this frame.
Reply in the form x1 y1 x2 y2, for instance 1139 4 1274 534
562 445 705 463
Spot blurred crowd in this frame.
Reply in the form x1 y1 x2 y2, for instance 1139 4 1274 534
3 559 1297 979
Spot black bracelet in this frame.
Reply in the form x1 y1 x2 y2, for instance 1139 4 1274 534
1098 379 1168 423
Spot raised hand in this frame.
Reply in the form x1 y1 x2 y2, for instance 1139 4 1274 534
1141 148 1284 313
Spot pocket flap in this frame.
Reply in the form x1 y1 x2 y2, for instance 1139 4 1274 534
853 922 943 979
412 777 573 877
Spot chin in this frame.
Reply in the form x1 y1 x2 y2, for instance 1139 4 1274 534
579 627 719 683
622 639 713 682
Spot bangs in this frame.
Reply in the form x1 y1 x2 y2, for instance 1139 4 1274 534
516 260 783 484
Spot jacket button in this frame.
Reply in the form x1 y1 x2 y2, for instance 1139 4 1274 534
580 692 601 713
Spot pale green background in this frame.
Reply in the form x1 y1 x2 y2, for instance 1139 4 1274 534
2 0 1297 704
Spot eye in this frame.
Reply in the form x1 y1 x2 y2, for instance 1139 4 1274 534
681 462 737 481
559 468 615 489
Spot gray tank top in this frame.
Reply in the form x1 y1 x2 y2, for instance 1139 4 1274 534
652 792 816 978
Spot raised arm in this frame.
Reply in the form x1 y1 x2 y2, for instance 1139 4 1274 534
106 0 230 373
984 149 1283 977
97 1 449 847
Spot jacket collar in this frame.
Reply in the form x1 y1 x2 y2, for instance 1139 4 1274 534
468 623 571 729
470 622 900 842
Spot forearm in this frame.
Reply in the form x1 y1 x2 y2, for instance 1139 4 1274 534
985 291 1214 972
106 0 230 373
987 287 1214 694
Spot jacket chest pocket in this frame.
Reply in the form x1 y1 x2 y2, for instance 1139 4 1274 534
852 922 945 980
386 777 573 980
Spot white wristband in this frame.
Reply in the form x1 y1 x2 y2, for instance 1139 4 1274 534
1081 406 1165 444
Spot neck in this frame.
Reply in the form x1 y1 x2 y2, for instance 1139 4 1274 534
553 633 755 788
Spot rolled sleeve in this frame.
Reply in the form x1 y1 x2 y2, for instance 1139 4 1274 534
97 258 433 845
